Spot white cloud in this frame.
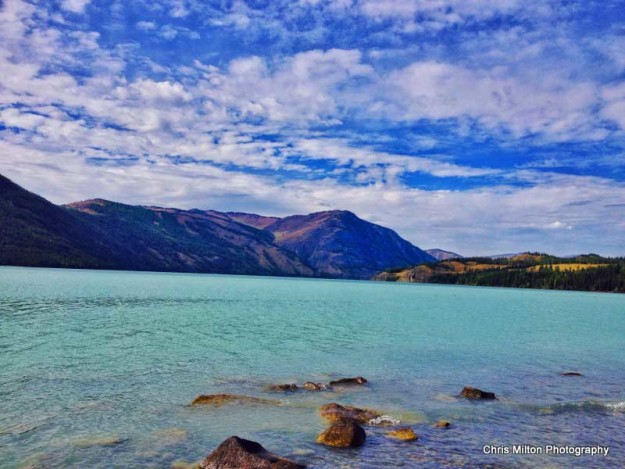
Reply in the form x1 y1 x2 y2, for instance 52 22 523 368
544 221 573 230
197 49 373 124
287 137 499 181
136 21 157 31
0 108 46 130
61 0 91 14
382 61 599 139
600 81 625 130
359 0 524 22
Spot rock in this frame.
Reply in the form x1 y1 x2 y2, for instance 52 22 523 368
201 436 305 469
318 403 380 424
154 427 188 445
328 377 367 386
72 435 126 448
316 421 366 448
303 382 327 391
171 460 202 469
461 386 496 400
191 394 278 406
267 383 298 392
434 420 451 428
387 427 418 441
561 371 583 377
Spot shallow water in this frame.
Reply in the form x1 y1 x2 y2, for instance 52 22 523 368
1 267 624 468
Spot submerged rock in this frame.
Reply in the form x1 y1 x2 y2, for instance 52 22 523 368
201 436 305 469
386 427 418 441
434 420 452 428
561 371 583 377
171 460 202 469
316 421 366 448
303 382 327 391
328 377 368 386
72 435 126 448
191 394 278 406
266 383 298 392
318 403 380 424
461 386 496 400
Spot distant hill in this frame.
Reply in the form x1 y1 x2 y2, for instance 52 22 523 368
485 252 524 259
0 173 432 279
425 248 462 261
373 253 625 293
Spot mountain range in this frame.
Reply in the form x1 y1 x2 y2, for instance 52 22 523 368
0 174 434 279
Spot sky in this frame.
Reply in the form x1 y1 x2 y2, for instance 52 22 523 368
1 0 625 256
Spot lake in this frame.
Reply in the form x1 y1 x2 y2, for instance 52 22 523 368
1 267 624 468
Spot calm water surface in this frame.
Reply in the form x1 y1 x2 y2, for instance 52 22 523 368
1 267 624 468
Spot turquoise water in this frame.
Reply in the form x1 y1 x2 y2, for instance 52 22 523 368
1 267 624 468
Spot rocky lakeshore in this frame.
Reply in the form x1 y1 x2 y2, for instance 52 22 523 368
182 376 504 467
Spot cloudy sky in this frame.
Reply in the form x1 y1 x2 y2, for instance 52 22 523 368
1 0 625 256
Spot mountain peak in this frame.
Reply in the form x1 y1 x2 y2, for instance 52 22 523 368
265 210 434 278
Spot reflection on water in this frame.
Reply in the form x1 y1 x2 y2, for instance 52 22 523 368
1 267 624 468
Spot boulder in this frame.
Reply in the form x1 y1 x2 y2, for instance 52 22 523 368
316 421 366 448
386 427 418 441
328 377 367 386
433 420 451 428
201 436 305 469
303 382 327 391
460 386 496 400
267 383 298 392
318 403 380 424
191 394 278 406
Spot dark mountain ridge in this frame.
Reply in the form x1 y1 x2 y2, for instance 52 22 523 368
0 174 434 279
0 175 115 269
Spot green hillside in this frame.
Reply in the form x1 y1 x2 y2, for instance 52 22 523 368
374 253 625 293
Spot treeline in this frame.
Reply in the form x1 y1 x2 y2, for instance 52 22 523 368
428 262 625 293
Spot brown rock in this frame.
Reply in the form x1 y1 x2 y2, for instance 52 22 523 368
328 377 368 386
316 422 366 448
191 394 278 406
303 382 326 391
201 436 305 469
318 403 380 424
561 371 583 377
386 427 418 441
461 386 496 400
267 383 298 392
434 420 451 428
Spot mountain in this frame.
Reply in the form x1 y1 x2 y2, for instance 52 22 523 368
261 210 435 278
226 212 280 229
0 174 433 279
0 174 115 269
66 200 312 276
425 248 462 261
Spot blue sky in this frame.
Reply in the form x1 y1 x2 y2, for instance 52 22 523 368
1 0 625 256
